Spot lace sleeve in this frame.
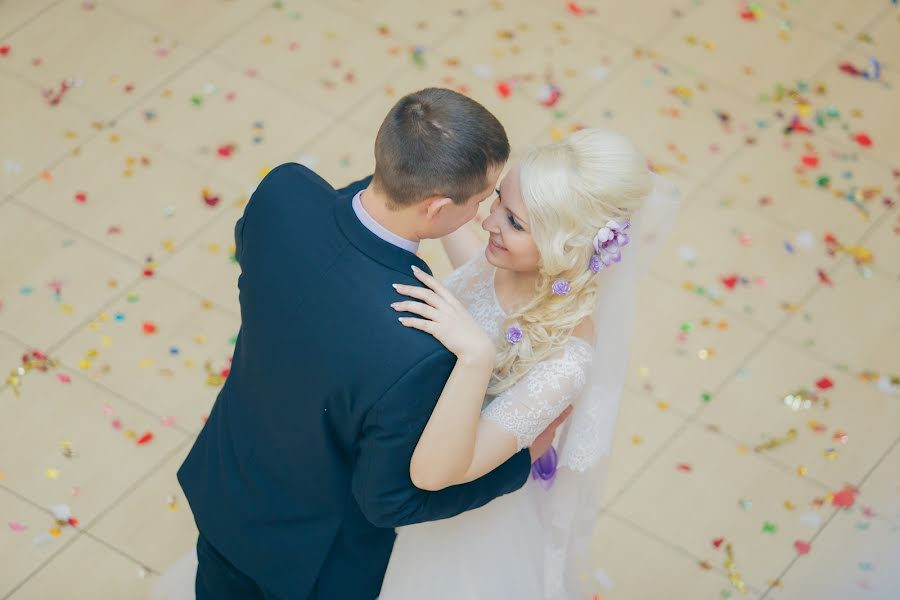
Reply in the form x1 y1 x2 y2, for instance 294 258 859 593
481 341 593 451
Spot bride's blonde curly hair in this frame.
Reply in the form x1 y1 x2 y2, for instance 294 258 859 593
487 129 652 396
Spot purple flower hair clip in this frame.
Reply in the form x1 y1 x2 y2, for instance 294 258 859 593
551 279 570 296
506 325 524 344
590 219 630 273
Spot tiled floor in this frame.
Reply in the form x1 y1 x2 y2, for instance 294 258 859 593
1 1 898 598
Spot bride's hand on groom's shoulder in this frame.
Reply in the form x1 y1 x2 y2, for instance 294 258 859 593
392 266 494 365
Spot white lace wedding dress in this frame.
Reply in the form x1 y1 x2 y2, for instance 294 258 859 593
150 250 594 600
378 250 593 599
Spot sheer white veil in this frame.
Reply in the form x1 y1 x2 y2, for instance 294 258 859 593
539 172 681 598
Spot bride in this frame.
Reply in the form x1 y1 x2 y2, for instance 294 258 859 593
379 128 678 599
150 128 678 600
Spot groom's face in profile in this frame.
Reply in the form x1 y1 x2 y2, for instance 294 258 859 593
424 164 503 239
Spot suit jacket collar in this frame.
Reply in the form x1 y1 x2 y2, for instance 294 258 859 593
334 192 433 276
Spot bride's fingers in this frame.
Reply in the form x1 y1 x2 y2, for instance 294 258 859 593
411 266 457 304
398 317 436 335
393 283 443 308
391 301 439 321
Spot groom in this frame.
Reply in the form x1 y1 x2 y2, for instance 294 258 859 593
178 88 567 599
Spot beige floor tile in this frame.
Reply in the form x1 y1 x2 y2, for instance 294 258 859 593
0 0 59 35
699 335 900 491
812 46 900 167
0 72 93 197
706 127 896 245
0 0 200 118
0 486 76 598
601 385 687 505
116 57 334 190
90 443 197 573
6 533 153 600
329 0 485 42
15 126 246 264
652 0 843 101
435 0 633 125
213 0 408 116
610 421 837 592
864 210 900 280
778 261 900 374
653 183 828 331
158 205 244 317
500 0 699 46
767 508 900 600
343 46 553 153
590 513 753 600
860 5 900 71
0 359 186 526
293 122 375 189
857 438 900 521
0 202 138 349
52 277 239 435
550 54 767 185
626 277 768 415
761 0 890 47
103 0 269 51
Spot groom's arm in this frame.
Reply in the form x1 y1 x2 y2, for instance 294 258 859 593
352 349 532 529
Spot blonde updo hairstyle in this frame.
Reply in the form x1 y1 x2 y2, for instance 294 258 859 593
488 129 652 395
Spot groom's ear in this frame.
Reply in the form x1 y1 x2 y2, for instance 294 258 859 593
423 196 454 220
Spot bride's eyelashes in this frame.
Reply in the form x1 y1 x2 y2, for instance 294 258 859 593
506 213 524 232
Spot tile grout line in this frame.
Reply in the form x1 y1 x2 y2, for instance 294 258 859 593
0 0 64 41
0 437 193 599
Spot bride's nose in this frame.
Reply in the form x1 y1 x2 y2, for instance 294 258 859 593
481 212 499 234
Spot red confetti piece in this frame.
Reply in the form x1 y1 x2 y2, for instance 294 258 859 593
566 2 585 15
67 517 78 527
57 373 71 384
712 537 724 549
801 153 819 168
142 322 157 335
739 9 757 21
854 133 873 148
136 432 154 446
111 418 122 430
831 485 858 508
217 144 236 158
815 377 833 390
203 192 220 207
794 540 811 555
74 192 87 204
721 275 739 290
817 269 833 286
0 45 11 57
496 81 512 99
676 462 692 473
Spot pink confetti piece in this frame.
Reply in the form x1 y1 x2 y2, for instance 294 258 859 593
9 522 27 532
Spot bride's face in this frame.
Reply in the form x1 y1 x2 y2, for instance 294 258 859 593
481 164 541 273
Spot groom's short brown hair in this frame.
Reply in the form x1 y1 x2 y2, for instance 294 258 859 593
373 88 510 208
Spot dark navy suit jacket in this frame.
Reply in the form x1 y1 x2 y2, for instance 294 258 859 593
177 163 532 599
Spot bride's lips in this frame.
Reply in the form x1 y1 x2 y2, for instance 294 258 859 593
488 238 507 252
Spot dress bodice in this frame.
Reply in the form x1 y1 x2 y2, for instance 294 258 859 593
443 250 594 450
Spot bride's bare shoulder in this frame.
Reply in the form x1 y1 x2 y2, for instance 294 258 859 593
572 317 594 344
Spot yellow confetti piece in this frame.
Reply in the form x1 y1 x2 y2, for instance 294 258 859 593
61 304 74 314
162 239 177 252
194 335 207 345
630 435 643 445
797 465 808 476
139 358 155 369
101 336 113 347
45 468 60 480
208 243 221 254
656 401 669 411
50 527 62 537
79 360 91 370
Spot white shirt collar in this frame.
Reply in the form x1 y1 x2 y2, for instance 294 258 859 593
351 190 420 254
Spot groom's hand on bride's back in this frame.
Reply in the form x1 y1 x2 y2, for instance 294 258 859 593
528 405 573 462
